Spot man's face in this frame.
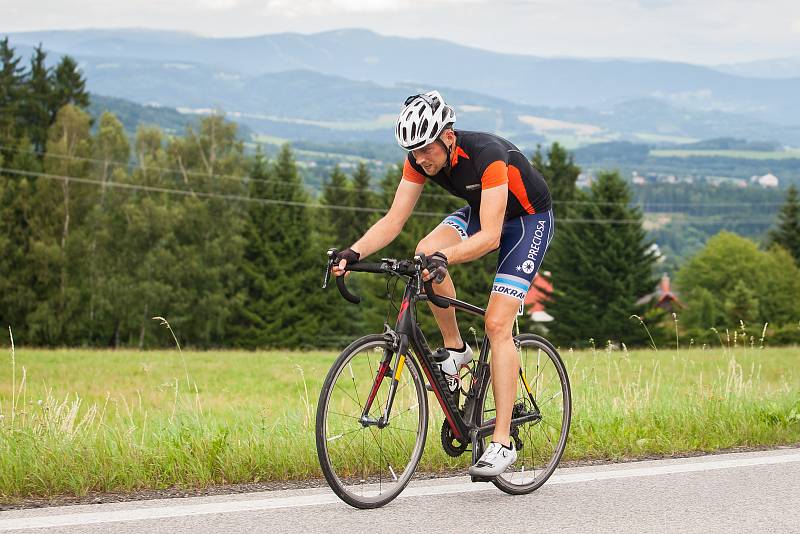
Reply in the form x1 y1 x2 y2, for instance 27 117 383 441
411 136 448 175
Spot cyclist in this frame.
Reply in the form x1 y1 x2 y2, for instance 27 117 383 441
332 91 553 477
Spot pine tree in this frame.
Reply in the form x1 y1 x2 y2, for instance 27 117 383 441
529 142 582 329
532 142 580 218
0 173 36 336
547 171 659 347
50 56 89 123
22 44 53 154
768 185 800 264
0 37 24 144
233 144 318 348
319 165 351 247
231 151 281 348
346 162 376 246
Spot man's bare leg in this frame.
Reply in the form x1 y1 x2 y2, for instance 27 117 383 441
484 292 521 446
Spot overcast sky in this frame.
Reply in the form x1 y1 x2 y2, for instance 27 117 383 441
3 0 799 64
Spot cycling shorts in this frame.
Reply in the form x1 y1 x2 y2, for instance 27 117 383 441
441 206 554 302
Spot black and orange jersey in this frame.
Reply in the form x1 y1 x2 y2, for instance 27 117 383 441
403 130 551 220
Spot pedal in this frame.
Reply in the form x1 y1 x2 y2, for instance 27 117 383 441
470 475 494 483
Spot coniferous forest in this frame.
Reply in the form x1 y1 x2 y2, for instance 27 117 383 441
1 37 799 349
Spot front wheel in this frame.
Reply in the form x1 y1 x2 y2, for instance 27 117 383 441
315 334 429 509
479 333 572 494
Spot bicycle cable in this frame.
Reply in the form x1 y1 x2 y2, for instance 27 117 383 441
384 272 401 325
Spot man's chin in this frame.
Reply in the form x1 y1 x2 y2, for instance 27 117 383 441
423 166 438 176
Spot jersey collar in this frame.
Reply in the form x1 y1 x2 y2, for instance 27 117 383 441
450 143 469 167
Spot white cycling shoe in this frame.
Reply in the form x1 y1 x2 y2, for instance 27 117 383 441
468 441 517 477
427 343 474 392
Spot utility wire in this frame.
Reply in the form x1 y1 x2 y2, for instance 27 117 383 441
0 167 780 226
1 144 787 208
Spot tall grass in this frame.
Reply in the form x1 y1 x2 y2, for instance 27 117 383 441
0 326 798 502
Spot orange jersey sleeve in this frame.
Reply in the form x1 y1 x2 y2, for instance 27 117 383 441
402 159 427 184
481 160 509 189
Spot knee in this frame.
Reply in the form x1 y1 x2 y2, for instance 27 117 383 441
484 314 512 341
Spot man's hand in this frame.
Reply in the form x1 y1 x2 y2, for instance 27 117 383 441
332 248 360 277
422 251 448 284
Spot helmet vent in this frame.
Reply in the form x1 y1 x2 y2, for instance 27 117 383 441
394 91 456 150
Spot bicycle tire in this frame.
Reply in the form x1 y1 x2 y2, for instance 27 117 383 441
479 333 572 495
316 334 429 509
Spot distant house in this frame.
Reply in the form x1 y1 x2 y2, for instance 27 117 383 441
750 173 779 188
635 273 683 311
524 271 554 322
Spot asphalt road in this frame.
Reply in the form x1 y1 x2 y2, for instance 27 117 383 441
2 448 799 533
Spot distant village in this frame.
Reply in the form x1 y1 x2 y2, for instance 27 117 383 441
576 171 781 189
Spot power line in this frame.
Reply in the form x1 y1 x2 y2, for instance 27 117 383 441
1 144 787 209
0 143 462 201
0 167 395 215
0 167 780 226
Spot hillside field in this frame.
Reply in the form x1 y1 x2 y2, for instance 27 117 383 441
1 340 798 502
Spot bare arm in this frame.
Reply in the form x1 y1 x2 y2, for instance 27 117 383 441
440 184 507 264
332 179 423 276
350 179 423 258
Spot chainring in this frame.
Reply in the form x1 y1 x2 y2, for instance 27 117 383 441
440 419 469 457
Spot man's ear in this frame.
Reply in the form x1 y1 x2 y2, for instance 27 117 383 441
443 129 456 146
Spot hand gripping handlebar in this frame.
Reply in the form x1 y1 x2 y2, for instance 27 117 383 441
322 249 450 308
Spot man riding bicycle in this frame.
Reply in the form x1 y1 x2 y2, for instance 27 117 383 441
332 91 553 477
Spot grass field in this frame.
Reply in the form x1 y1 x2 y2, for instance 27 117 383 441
1 338 799 502
650 148 800 160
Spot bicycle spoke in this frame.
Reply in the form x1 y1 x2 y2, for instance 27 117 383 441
483 337 570 494
333 382 361 408
318 339 427 508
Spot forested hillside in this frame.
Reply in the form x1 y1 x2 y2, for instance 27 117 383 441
2 36 799 349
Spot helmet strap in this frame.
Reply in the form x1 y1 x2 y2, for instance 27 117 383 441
436 137 453 173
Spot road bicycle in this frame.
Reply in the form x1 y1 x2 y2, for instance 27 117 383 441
316 250 571 509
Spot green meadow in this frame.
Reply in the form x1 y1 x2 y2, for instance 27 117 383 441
1 340 798 502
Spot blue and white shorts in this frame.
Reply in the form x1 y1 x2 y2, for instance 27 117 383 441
441 206 554 302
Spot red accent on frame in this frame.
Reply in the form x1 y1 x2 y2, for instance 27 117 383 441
364 362 389 413
420 362 463 440
398 298 410 321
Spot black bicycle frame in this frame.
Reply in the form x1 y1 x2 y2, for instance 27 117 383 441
324 251 541 449
363 273 540 447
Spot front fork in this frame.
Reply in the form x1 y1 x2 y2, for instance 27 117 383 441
359 325 407 428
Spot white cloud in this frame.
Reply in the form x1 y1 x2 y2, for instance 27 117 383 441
261 0 479 17
197 0 240 9
2 0 799 64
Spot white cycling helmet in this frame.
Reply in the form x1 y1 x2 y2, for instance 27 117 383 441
395 90 456 151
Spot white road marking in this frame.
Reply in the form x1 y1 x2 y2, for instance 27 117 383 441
2 451 799 531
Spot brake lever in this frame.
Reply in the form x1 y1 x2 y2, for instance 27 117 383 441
322 248 337 289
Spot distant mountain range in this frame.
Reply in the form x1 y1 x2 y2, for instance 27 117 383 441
714 57 800 80
6 28 800 147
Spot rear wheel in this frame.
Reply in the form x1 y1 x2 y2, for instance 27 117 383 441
316 335 428 509
479 334 571 494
